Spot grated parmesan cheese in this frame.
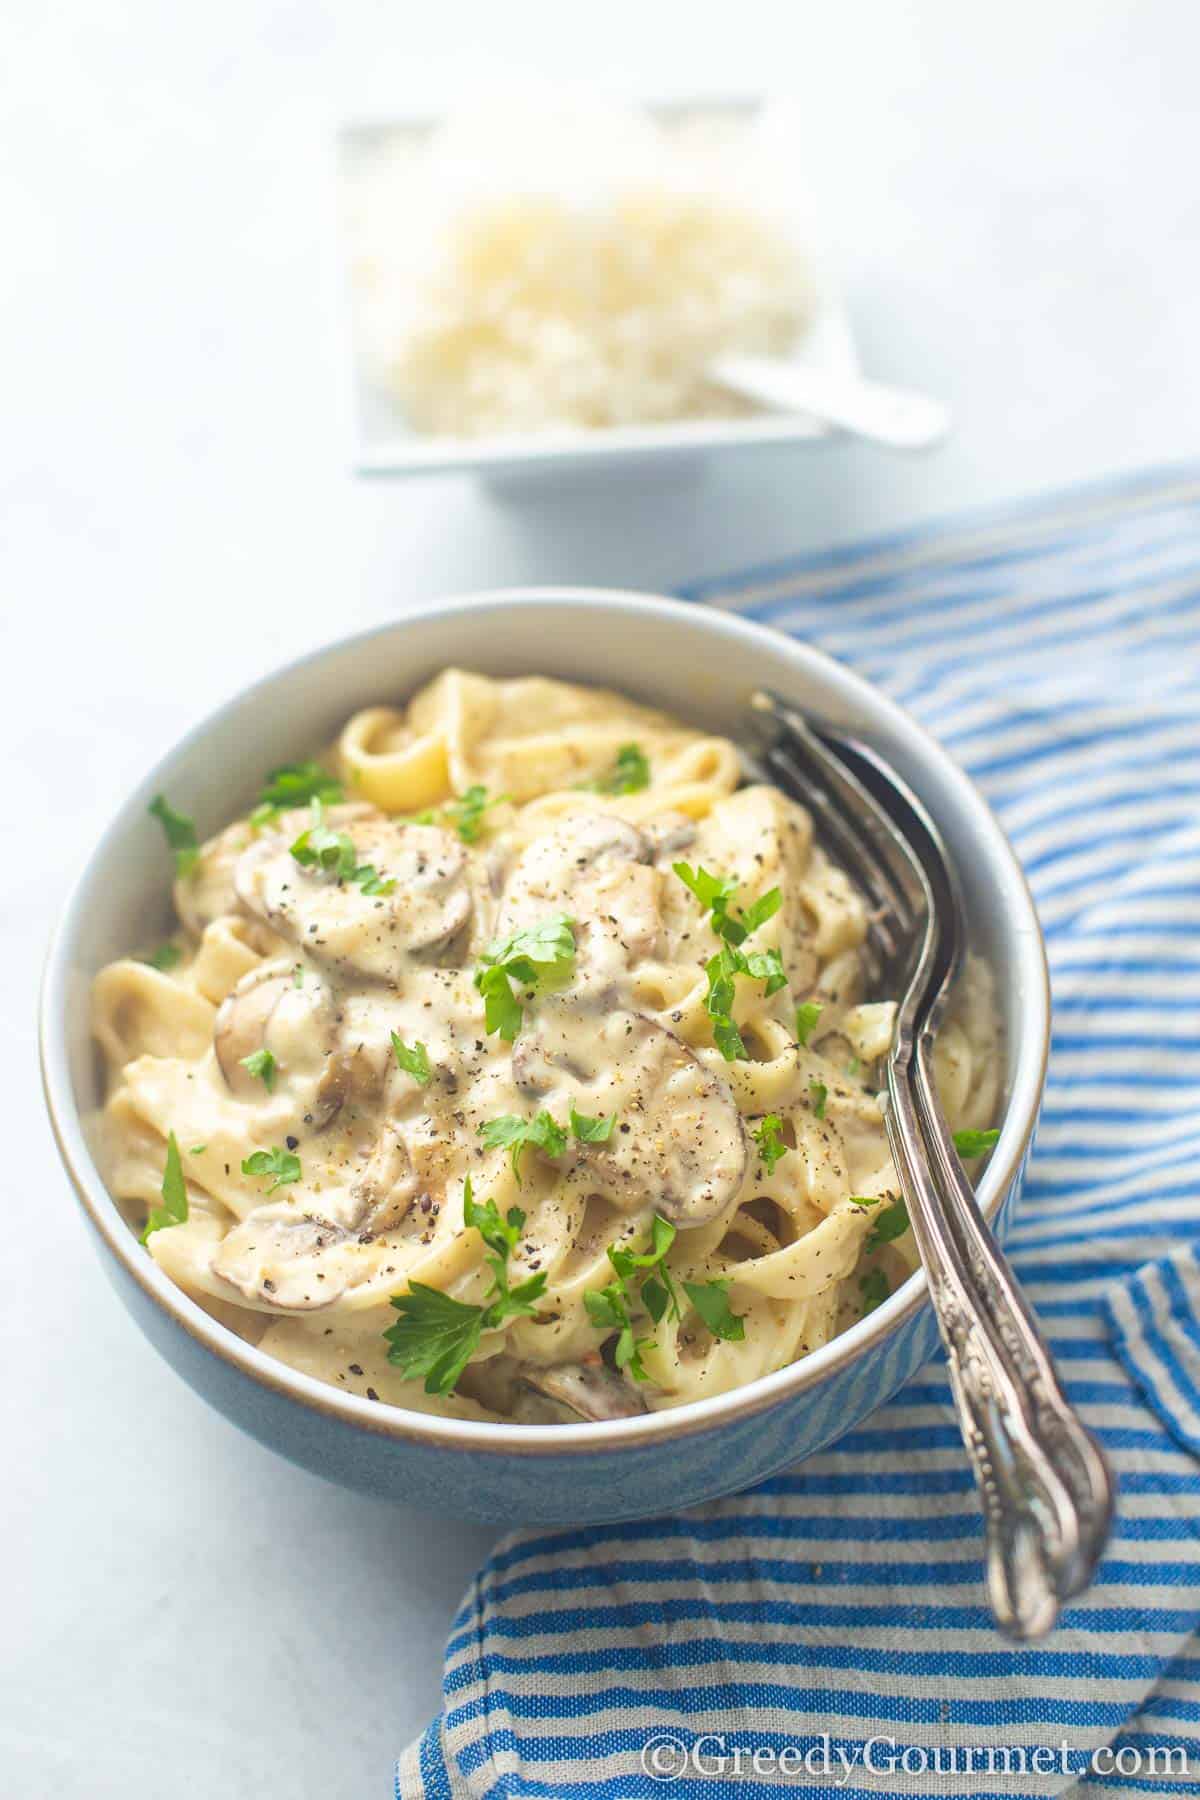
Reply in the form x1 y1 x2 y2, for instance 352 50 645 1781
345 99 814 439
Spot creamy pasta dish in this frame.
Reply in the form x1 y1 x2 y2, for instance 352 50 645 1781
91 672 1001 1424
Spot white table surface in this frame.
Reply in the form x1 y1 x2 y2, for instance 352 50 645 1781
3 2 1198 1793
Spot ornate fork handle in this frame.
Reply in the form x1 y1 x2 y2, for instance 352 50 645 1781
885 1044 1114 1639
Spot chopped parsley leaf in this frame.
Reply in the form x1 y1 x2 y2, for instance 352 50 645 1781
743 945 788 996
673 862 739 915
141 1132 188 1242
479 1110 568 1183
585 742 651 796
384 1178 547 1394
739 887 784 936
953 1127 1001 1159
381 1285 485 1396
751 1114 789 1174
674 864 786 1058
569 1105 616 1143
441 785 507 843
859 1268 890 1315
144 942 181 972
148 795 199 877
241 1145 301 1193
704 943 748 1061
795 1000 823 1046
407 785 507 843
584 1215 683 1380
684 1277 745 1342
289 799 395 894
867 1198 910 1249
258 760 343 811
481 1104 618 1181
585 1281 655 1381
391 1033 432 1086
240 1047 276 1092
473 914 576 1041
810 1080 827 1120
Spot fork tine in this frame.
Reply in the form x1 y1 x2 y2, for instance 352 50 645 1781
759 738 915 997
760 738 915 928
760 733 921 971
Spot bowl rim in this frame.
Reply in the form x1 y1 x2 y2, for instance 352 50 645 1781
40 587 1050 1456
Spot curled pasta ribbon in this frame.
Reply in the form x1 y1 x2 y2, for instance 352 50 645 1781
338 706 449 813
92 961 215 1071
189 916 279 1006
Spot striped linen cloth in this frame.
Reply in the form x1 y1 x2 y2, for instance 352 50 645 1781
398 465 1200 1799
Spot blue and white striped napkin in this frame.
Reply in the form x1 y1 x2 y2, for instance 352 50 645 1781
398 465 1200 1799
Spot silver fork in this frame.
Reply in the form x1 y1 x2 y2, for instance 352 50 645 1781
746 689 1114 1640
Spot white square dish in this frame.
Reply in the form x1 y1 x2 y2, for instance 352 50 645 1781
335 97 859 484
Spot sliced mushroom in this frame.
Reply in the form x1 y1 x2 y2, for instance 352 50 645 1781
498 814 659 983
500 816 650 918
350 1129 419 1234
213 959 342 1128
513 1007 748 1225
235 811 471 981
521 1358 648 1421
644 813 697 860
212 1205 357 1310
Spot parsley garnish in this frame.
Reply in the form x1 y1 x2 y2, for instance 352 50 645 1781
141 1132 188 1243
704 943 749 1061
289 798 395 895
849 1193 884 1209
241 1146 301 1193
381 1286 486 1396
953 1127 1001 1159
407 786 507 842
479 1110 568 1183
148 795 199 877
479 1103 618 1182
751 1114 789 1174
144 942 181 972
698 939 787 1060
684 1276 746 1342
441 785 506 843
473 914 576 1041
240 1047 276 1092
391 1033 432 1086
584 1283 655 1381
383 1179 548 1394
569 1105 616 1143
795 1000 822 1046
673 863 782 947
251 760 343 826
289 802 355 877
585 1214 680 1380
585 743 651 796
810 1080 827 1120
860 1268 890 1315
867 1198 910 1249
585 1218 746 1377
190 1144 206 1155
674 864 786 1060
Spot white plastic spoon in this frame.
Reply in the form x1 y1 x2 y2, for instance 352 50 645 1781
709 354 951 450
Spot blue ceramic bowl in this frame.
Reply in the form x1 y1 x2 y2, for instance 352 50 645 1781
40 590 1049 1523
